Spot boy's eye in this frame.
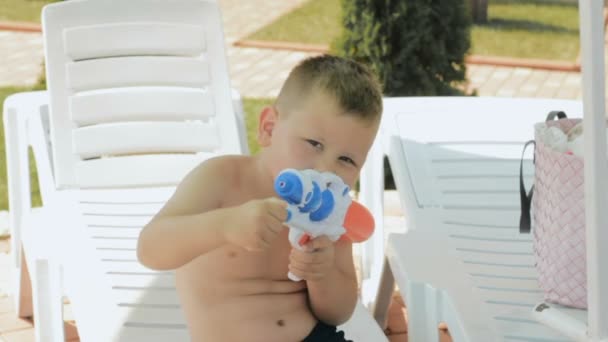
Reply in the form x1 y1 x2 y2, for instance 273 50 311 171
306 139 322 149
339 156 357 167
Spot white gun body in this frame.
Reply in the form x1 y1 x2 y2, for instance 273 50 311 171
274 169 352 281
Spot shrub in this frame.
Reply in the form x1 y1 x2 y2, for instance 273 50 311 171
335 0 472 96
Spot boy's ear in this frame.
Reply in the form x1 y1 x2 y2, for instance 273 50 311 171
257 106 278 147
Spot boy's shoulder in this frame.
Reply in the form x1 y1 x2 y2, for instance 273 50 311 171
172 154 253 204
192 154 254 184
200 154 253 171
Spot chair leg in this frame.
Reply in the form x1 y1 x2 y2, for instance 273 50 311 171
31 258 65 342
372 256 395 329
15 248 33 318
406 283 440 342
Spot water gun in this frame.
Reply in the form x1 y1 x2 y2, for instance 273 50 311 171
274 169 375 281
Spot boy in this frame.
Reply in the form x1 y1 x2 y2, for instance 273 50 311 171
137 55 383 341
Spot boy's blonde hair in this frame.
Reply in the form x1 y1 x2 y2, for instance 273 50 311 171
275 55 383 123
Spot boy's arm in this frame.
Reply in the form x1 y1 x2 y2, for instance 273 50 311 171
137 157 288 271
306 241 359 326
137 158 232 270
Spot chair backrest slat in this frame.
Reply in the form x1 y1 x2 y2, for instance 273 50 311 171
76 186 175 203
66 57 210 91
64 23 205 60
44 0 241 189
73 122 220 159
74 153 214 188
70 88 215 125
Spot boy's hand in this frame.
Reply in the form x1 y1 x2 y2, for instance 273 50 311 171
224 198 288 252
288 236 335 281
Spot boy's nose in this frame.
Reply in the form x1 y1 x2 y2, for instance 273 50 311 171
314 158 335 175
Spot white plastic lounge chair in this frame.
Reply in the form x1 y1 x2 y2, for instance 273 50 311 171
3 90 249 341
3 0 387 340
362 1 608 340
360 96 595 341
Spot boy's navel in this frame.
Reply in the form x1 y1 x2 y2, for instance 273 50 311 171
277 319 285 327
227 251 237 258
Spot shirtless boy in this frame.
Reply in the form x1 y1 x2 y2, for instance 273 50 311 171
137 55 383 342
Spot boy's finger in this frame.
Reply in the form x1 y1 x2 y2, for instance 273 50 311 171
262 212 287 233
266 198 289 221
266 220 287 234
290 248 314 263
289 265 323 281
267 197 288 208
295 249 329 264
309 236 332 250
288 258 306 270
288 263 307 278
261 226 276 241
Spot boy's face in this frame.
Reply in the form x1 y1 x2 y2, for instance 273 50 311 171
258 91 379 188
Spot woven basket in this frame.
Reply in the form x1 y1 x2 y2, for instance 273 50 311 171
521 114 587 309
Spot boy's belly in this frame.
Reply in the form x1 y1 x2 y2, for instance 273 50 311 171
175 244 317 342
184 291 317 341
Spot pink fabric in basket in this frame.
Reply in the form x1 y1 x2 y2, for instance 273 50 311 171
533 118 587 309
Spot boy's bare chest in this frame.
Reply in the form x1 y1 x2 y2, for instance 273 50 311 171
223 229 292 278
191 185 296 282
181 229 293 283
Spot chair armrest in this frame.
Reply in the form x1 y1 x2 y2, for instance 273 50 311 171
3 90 53 268
358 137 386 308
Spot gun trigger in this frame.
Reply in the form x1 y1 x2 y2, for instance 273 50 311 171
298 234 311 246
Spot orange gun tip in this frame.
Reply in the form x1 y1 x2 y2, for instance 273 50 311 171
340 201 375 243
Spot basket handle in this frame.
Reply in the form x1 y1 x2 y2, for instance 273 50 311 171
519 111 568 234
519 140 536 233
545 111 567 121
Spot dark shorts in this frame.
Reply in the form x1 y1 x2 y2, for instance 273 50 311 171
302 321 353 342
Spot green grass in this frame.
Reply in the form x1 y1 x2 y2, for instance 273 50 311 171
0 87 43 211
472 0 579 60
247 0 342 46
246 0 579 61
0 0 60 23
